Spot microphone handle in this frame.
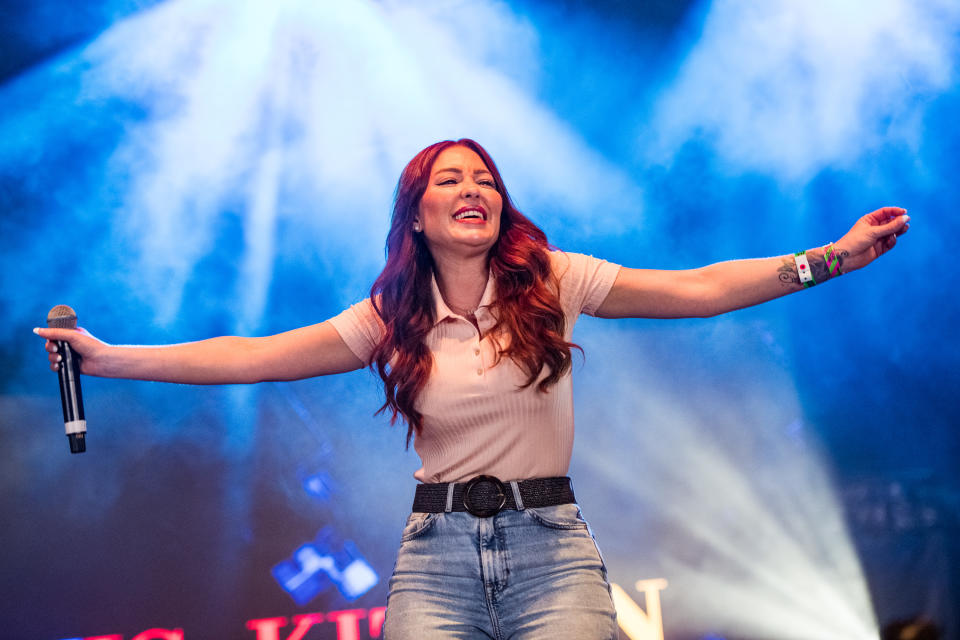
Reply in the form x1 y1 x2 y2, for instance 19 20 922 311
57 340 86 453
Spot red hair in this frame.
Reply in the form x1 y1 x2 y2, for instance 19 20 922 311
370 139 578 445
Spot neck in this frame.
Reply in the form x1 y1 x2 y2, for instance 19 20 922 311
432 251 489 314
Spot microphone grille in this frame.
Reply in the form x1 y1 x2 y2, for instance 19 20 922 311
47 305 78 329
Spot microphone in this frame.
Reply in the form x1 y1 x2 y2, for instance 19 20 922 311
47 305 86 453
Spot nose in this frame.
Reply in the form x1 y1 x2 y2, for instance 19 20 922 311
461 180 480 198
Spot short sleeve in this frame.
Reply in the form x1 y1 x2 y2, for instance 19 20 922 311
327 298 384 366
549 251 621 317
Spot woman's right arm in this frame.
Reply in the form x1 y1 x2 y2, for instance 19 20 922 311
34 321 365 384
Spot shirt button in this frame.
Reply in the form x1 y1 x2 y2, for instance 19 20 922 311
474 348 480 356
476 368 483 376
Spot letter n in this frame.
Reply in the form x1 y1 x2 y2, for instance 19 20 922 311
610 579 668 640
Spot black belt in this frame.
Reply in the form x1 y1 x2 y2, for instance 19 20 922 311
412 475 575 518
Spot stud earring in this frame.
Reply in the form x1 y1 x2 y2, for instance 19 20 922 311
412 220 422 232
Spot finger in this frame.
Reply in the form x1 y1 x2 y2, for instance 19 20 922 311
878 206 907 217
45 340 58 353
865 207 907 225
871 214 909 237
34 327 79 342
48 352 62 366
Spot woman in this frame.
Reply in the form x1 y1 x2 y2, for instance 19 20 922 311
36 138 909 639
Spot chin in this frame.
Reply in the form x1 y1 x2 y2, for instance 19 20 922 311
455 235 497 253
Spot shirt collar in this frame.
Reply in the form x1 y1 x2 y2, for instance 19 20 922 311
431 270 497 325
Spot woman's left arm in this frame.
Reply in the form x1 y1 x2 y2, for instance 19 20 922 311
595 207 910 319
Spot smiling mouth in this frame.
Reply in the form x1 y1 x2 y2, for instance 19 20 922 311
453 207 487 222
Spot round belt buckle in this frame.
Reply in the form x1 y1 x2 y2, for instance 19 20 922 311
462 475 507 518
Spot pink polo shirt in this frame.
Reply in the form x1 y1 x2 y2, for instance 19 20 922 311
328 251 620 483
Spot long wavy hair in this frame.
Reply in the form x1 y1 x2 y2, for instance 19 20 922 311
370 139 578 445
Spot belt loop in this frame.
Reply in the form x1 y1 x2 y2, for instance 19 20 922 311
445 482 455 513
509 480 525 510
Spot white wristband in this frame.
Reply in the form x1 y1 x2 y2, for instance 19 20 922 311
794 251 815 287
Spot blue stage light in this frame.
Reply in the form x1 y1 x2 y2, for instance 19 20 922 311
301 471 335 502
272 526 378 605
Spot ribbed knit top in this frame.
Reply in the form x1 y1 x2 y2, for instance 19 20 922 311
328 251 621 483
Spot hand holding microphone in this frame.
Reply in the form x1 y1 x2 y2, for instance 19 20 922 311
34 305 103 454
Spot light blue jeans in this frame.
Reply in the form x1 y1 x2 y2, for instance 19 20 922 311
383 503 618 639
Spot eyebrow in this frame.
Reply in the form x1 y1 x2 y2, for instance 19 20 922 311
434 167 493 175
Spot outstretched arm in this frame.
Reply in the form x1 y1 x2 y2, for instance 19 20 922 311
596 207 909 319
34 320 364 384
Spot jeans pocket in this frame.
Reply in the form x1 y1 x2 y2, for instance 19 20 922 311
400 512 440 542
523 503 590 530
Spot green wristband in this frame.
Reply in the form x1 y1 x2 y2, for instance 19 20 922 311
825 244 842 276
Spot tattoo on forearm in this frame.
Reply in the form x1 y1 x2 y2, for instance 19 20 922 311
778 246 850 288
778 259 800 285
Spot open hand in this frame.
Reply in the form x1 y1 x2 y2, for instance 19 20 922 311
834 207 910 273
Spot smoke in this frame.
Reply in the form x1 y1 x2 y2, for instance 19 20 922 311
573 318 877 639
646 0 960 181
70 0 642 330
2 1 959 637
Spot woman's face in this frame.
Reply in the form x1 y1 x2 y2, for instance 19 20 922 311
416 146 503 261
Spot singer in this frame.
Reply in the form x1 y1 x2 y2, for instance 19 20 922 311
36 139 910 639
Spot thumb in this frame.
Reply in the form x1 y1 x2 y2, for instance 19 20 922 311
34 327 85 343
868 214 909 238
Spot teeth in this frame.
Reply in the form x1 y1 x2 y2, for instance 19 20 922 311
454 210 483 221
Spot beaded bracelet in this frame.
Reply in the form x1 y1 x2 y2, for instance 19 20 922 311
794 250 816 288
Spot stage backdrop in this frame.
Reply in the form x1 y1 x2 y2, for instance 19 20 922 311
2 1 958 639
